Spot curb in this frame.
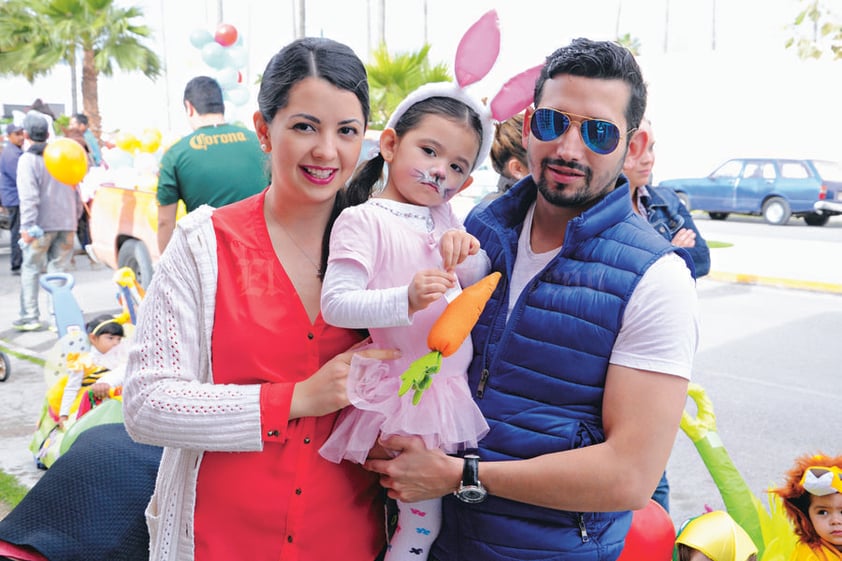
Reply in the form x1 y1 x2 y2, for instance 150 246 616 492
707 271 842 295
0 340 46 365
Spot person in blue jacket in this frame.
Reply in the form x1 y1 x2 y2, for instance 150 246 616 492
625 117 710 278
624 117 710 515
365 38 700 561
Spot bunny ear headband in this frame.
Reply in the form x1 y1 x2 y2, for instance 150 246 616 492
384 10 542 171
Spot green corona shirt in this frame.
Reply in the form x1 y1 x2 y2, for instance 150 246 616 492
156 123 269 212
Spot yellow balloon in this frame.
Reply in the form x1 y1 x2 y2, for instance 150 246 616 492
115 131 140 152
44 138 89 185
139 129 161 153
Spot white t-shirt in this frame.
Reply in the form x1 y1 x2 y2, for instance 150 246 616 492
509 202 699 380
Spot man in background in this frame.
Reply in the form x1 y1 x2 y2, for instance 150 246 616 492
1 123 25 275
69 113 102 167
14 113 83 331
156 76 269 252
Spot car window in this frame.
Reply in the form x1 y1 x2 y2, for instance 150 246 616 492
813 160 842 182
780 161 809 179
743 162 776 179
711 160 742 179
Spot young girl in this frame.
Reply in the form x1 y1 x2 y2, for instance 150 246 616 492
319 82 494 560
58 314 125 429
774 453 842 560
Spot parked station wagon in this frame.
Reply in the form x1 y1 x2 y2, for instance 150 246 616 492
658 158 842 226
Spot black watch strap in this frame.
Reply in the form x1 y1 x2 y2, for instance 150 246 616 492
462 454 480 486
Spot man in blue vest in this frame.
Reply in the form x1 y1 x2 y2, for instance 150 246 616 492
366 38 699 561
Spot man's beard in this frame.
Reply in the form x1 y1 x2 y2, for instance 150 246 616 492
535 156 625 210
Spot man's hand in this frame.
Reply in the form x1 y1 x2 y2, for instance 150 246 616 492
364 435 462 502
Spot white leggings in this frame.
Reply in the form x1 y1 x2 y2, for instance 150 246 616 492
384 497 441 560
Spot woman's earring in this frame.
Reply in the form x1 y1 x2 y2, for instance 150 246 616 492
260 143 269 152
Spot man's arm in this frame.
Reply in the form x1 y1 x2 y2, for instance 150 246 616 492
157 203 178 254
368 366 688 512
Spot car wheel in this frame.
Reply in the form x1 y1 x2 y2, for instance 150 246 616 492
804 212 830 226
117 239 155 289
762 197 792 225
676 192 690 209
708 212 729 220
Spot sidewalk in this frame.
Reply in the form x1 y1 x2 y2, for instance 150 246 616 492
705 234 842 295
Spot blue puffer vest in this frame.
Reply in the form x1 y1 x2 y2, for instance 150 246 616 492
433 177 692 561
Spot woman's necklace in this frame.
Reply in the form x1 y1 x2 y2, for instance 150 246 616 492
369 199 435 233
276 219 321 273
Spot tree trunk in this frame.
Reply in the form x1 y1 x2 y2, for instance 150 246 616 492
81 48 101 139
69 47 78 115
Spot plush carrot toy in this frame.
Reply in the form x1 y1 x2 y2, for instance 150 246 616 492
399 271 502 405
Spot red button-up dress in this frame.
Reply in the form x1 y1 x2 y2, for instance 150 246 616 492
193 193 384 561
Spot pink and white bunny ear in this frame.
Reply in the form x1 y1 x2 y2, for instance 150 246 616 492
489 64 542 123
454 10 501 88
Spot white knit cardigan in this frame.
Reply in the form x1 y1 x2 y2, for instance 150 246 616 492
123 206 265 561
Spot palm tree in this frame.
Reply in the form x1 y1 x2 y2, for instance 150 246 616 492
365 43 451 130
0 0 161 138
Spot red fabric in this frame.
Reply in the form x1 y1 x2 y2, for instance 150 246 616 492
0 541 49 561
194 193 384 561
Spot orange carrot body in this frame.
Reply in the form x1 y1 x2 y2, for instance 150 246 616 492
427 271 501 357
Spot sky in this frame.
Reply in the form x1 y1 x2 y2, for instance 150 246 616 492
3 0 841 180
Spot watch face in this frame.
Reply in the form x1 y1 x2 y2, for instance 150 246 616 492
458 485 487 503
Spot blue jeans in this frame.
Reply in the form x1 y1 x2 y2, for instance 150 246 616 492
18 231 74 321
5 206 22 271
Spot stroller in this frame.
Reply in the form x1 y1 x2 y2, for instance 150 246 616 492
28 269 143 469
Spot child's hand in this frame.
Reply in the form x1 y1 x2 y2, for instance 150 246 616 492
439 229 480 272
408 269 456 315
91 382 111 400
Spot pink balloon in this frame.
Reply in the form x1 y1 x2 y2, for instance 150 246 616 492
490 64 543 122
454 10 500 87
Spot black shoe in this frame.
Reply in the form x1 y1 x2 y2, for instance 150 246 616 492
11 268 20 276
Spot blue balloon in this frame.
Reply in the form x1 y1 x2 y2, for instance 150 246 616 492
189 28 213 49
216 67 239 89
224 85 249 107
201 42 227 70
224 45 248 69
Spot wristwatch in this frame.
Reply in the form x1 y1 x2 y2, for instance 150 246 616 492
454 454 487 503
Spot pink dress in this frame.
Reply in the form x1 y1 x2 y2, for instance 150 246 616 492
319 199 489 464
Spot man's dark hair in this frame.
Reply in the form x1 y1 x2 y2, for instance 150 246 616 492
183 76 225 115
534 38 647 134
72 113 89 126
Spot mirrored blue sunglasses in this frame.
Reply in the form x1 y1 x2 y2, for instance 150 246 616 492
529 108 624 155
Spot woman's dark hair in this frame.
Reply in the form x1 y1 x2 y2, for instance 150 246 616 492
346 95 484 206
534 38 647 136
258 37 370 278
86 314 124 338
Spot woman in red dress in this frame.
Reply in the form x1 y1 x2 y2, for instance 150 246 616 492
123 37 398 561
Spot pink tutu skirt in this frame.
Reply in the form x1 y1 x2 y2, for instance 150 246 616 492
319 351 489 464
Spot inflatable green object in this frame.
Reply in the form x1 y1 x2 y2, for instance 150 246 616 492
60 399 124 455
680 383 765 558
